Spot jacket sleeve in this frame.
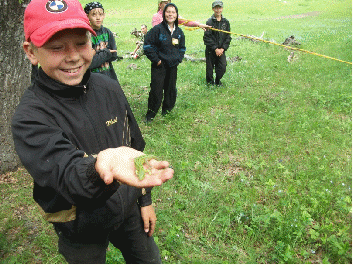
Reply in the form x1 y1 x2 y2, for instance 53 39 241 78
89 48 114 69
203 18 217 51
143 27 161 64
222 20 232 51
178 30 186 63
11 94 120 209
106 29 118 63
178 16 199 27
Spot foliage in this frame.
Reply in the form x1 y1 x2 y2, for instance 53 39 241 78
1 0 351 264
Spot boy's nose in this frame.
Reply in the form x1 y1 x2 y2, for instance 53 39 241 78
65 46 80 61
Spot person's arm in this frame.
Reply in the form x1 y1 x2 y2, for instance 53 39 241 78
106 29 118 62
131 43 140 55
143 27 161 64
89 49 114 69
12 94 173 208
11 98 120 207
178 16 211 30
221 20 232 51
178 30 186 63
203 19 217 51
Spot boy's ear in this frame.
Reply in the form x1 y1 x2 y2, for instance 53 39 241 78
23 41 39 66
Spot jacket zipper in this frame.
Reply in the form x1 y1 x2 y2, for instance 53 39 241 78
80 85 103 149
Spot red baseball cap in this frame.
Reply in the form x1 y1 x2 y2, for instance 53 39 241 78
24 0 96 47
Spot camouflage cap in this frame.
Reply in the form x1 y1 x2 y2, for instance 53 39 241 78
212 0 223 8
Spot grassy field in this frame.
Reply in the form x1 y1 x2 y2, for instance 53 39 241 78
0 0 351 263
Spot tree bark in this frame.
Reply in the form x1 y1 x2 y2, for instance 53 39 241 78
0 0 31 174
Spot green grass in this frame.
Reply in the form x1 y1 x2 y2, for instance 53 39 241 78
1 0 351 263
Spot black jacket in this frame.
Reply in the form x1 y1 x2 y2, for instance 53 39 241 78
144 3 186 68
90 26 118 81
203 15 232 51
12 68 150 237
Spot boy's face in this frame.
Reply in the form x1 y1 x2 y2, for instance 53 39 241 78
213 6 223 16
87 8 105 30
141 25 147 35
24 28 93 86
165 6 177 24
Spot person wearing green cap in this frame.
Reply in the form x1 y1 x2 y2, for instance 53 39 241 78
203 0 232 86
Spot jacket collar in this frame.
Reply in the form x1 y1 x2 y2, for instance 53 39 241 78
36 67 91 98
211 14 223 21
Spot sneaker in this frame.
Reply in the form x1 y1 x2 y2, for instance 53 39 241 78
144 116 153 124
215 80 223 87
162 110 171 116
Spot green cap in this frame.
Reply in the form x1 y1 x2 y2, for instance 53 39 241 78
212 0 223 8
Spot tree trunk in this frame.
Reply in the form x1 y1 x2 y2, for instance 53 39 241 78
0 0 31 174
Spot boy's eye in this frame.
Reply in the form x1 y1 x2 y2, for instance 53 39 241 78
77 40 89 46
49 45 64 51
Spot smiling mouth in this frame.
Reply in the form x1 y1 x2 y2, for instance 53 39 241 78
62 66 82 74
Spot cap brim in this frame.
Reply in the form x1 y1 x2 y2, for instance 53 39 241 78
30 18 96 47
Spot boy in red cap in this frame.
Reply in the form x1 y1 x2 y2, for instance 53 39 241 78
12 0 173 263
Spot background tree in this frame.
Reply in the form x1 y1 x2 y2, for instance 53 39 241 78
0 0 31 174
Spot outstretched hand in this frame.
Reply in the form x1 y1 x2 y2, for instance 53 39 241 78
198 23 212 31
95 147 173 188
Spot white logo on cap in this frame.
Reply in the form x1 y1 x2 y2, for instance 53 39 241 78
46 0 68 13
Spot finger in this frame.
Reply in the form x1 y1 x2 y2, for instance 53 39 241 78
102 174 114 185
143 218 150 234
144 166 173 184
123 164 174 188
158 168 174 183
95 160 114 185
149 218 156 237
148 223 155 237
139 177 164 188
100 167 114 185
149 159 170 170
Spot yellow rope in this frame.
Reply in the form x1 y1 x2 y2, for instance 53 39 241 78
212 27 352 65
179 19 352 65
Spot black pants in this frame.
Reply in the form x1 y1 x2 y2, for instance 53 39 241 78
205 49 227 84
146 62 178 120
55 203 161 264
